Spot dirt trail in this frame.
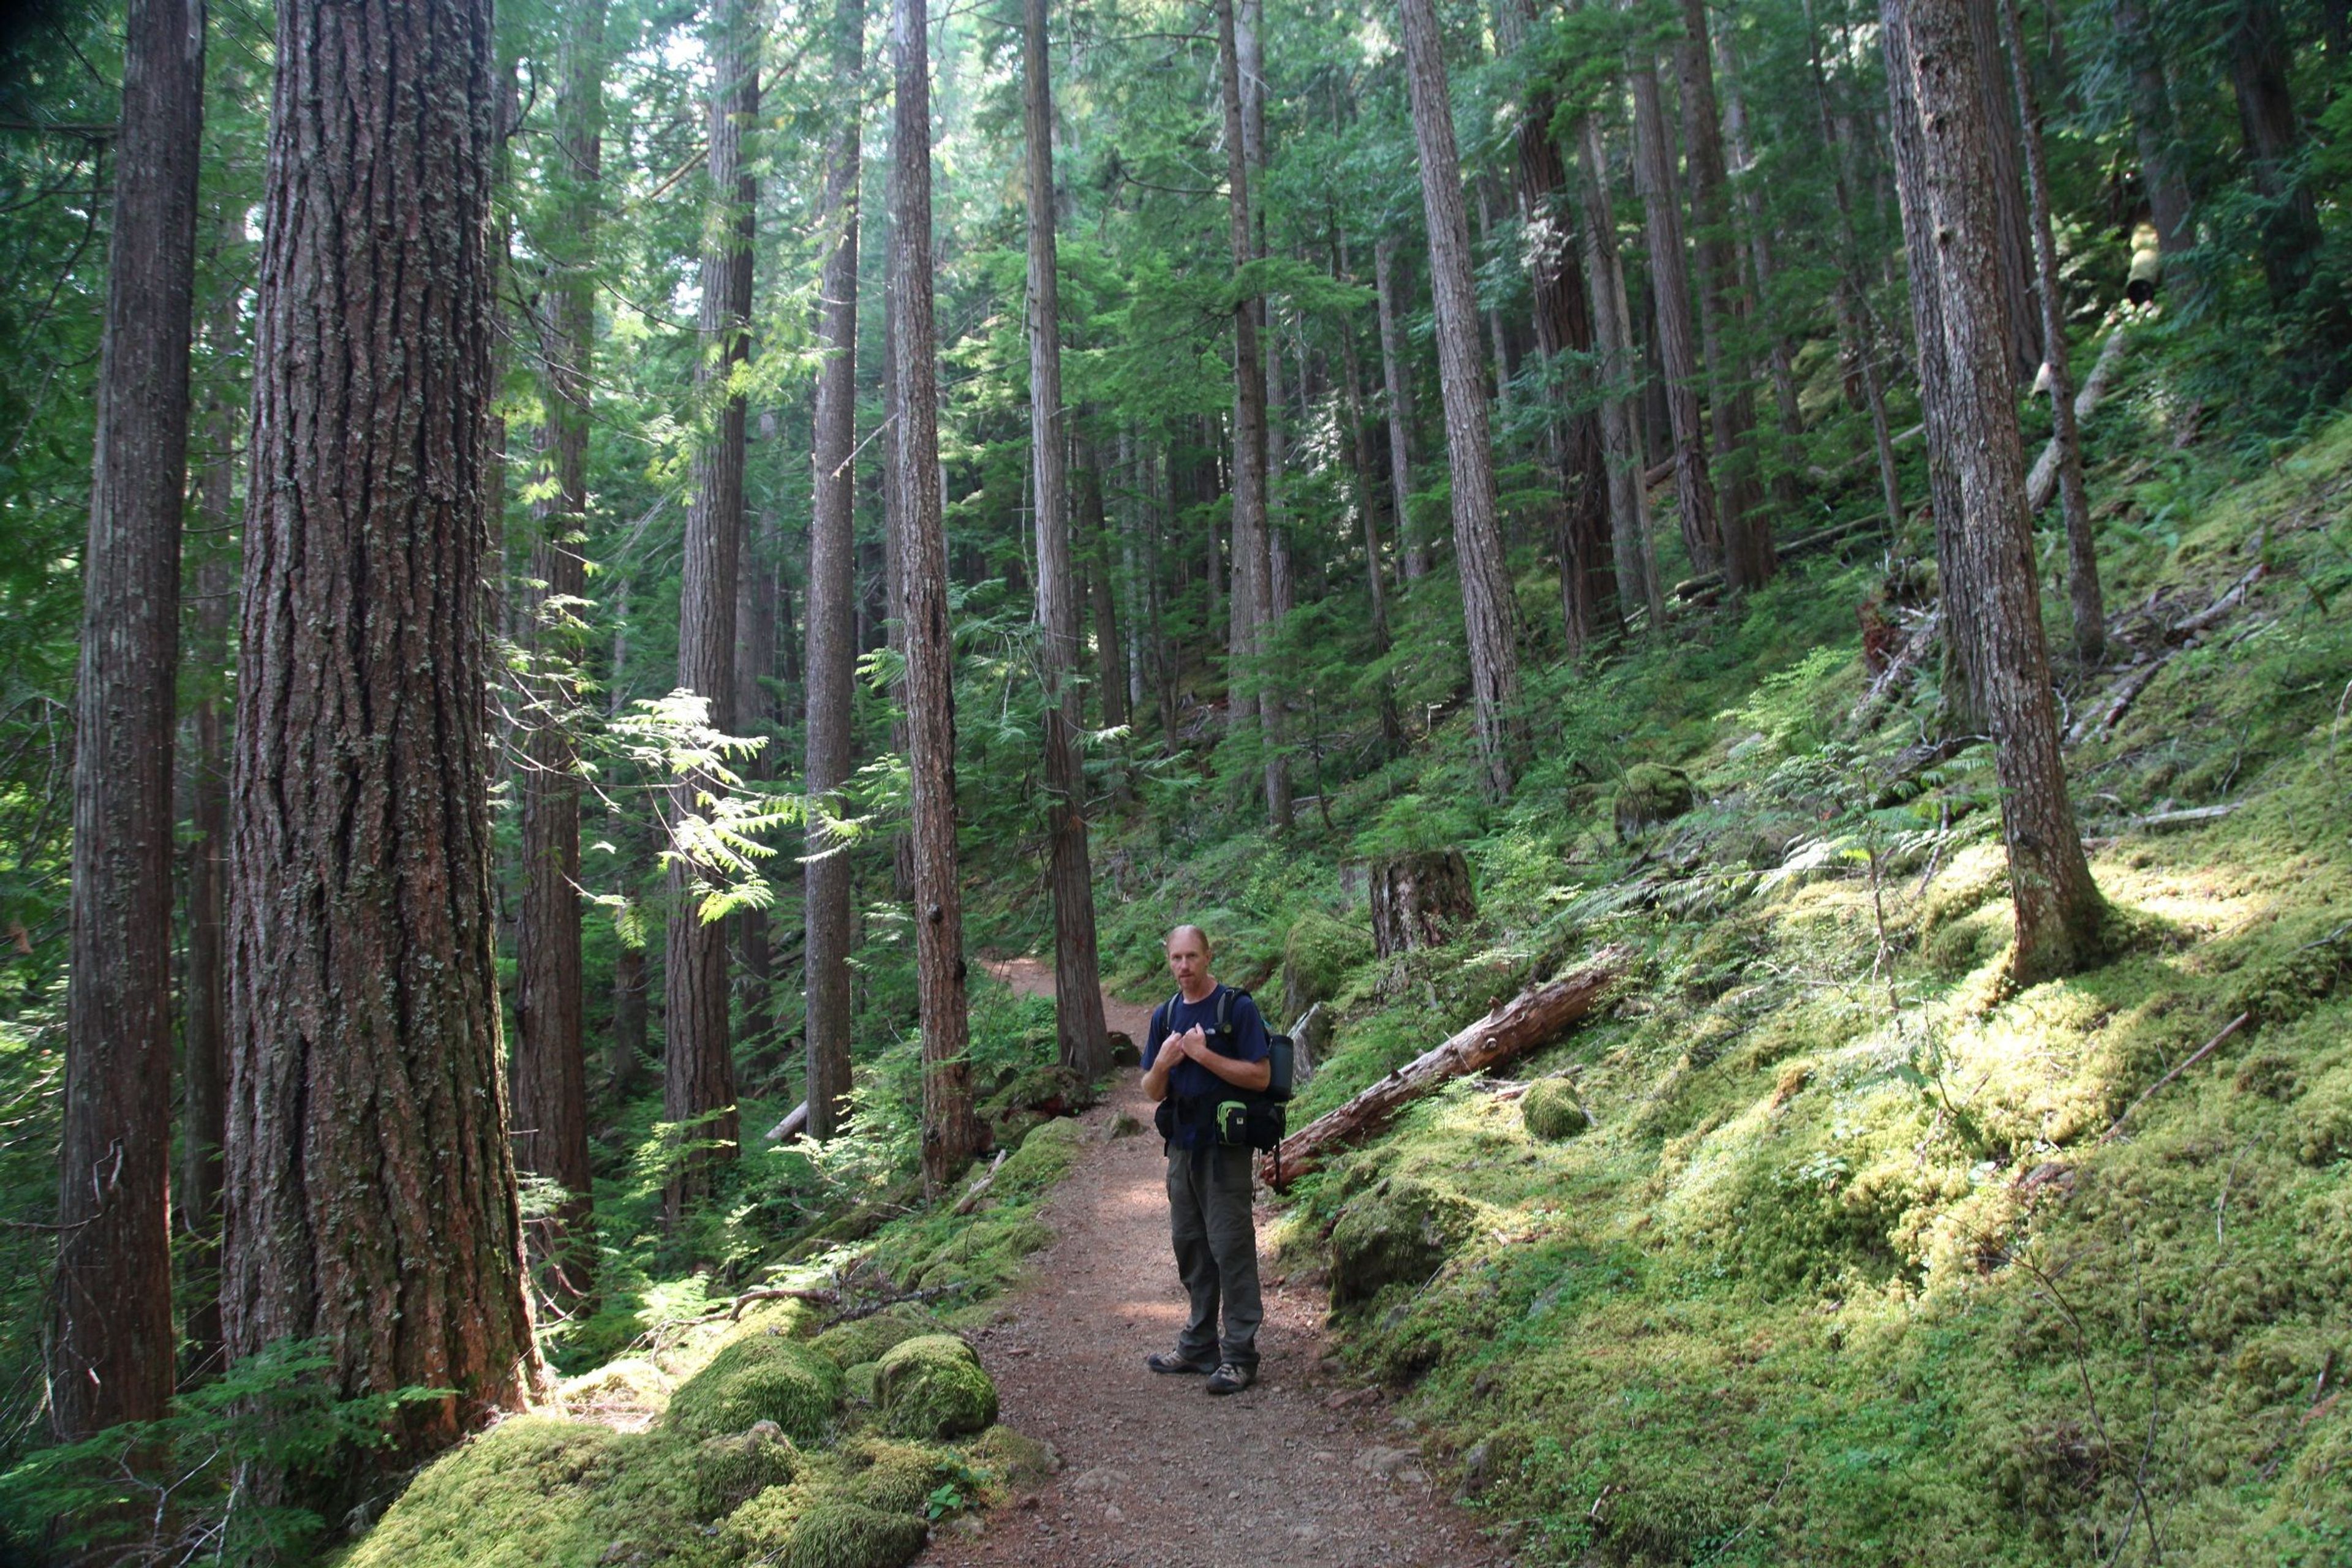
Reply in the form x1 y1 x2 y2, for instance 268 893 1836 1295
921 959 1503 1568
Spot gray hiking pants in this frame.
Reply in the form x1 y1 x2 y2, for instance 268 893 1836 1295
1167 1142 1261 1370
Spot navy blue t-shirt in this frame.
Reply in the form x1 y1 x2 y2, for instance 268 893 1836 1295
1144 985 1272 1148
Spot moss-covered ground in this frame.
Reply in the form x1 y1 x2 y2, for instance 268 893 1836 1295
1060 410 2352 1564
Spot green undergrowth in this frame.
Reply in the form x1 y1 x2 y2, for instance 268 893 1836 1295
1126 412 2352 1564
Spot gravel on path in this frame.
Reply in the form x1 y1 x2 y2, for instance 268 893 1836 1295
919 960 1504 1568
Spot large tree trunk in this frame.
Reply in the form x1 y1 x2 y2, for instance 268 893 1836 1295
1997 0 2101 664
1373 238 1426 582
1215 0 1273 824
179 205 244 1386
2225 0 2323 316
894 0 984 1195
515 0 605 1302
1025 0 1112 1082
52 0 203 1442
1803 0 1905 538
1268 945 1630 1189
1880 0 1983 734
1334 273 1404 750
664 0 760 1221
1675 0 1771 592
804 0 863 1142
1894 0 2103 984
1499 0 1615 655
1401 0 1528 800
1575 114 1668 635
1623 29 1720 578
1369 850 1477 956
1964 0 2041 382
2115 0 2193 265
1712 18 1805 516
225 0 537 1499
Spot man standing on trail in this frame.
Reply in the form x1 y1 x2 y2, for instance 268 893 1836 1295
1140 924 1270 1395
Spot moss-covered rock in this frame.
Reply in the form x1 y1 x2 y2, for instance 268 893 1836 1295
1327 1175 1478 1308
1283 910 1373 1020
1521 1079 1589 1141
775 1502 929 1568
840 1436 948 1513
1612 763 1695 838
963 1423 1056 1488
677 1422 799 1520
993 1114 1085 1199
668 1330 844 1443
342 1417 657 1568
873 1334 998 1438
809 1306 939 1371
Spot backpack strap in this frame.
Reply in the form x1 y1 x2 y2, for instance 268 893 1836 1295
1215 986 1234 1038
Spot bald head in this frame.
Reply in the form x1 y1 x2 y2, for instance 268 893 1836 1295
1166 924 1212 956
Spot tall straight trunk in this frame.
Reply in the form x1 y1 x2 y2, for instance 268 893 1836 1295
1400 0 1528 799
1805 0 1904 535
1333 257 1404 751
665 0 759 1218
1998 0 2102 663
1624 32 1720 577
1711 12 1806 515
1215 0 1276 826
1373 239 1426 581
1881 0 1981 733
894 0 984 1194
1894 0 2102 984
53 0 203 1441
1576 113 1668 634
1024 0 1111 1079
225 0 537 1497
1080 453 1128 732
734 511 777 1056
880 266 916 901
1500 0 1615 652
1674 0 1770 590
516 0 605 1300
2115 0 2193 262
1964 0 2042 382
179 209 243 1386
804 0 862 1141
2225 0 2323 313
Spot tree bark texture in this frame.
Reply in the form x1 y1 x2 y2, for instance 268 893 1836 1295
2114 0 2193 263
1400 0 1528 800
1962 0 2041 382
224 0 537 1492
516 0 605 1300
1268 944 1630 1189
1896 0 2103 984
1215 0 1272 820
1576 114 1668 634
53 0 203 1442
1880 0 1983 733
1624 32 1721 578
1368 849 1477 956
1373 239 1425 582
1997 0 2101 663
894 0 984 1195
1675 0 1771 592
665 1 760 1218
1025 0 1112 1081
1500 0 1615 653
804 0 863 1142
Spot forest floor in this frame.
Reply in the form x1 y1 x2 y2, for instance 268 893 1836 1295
918 959 1503 1568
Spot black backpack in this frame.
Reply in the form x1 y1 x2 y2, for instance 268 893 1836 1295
1150 986 1292 1169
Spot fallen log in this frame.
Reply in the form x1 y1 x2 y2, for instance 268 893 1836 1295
1264 944 1633 1191
765 1100 809 1143
1671 514 1887 602
2066 564 2267 745
2027 321 2130 513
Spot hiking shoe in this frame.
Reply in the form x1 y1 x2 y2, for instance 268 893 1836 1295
1204 1362 1256 1395
1147 1350 1218 1375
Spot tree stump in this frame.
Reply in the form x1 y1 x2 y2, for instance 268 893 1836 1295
1368 850 1477 956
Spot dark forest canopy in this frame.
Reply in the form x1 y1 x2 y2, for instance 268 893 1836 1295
1 0 2348 1557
